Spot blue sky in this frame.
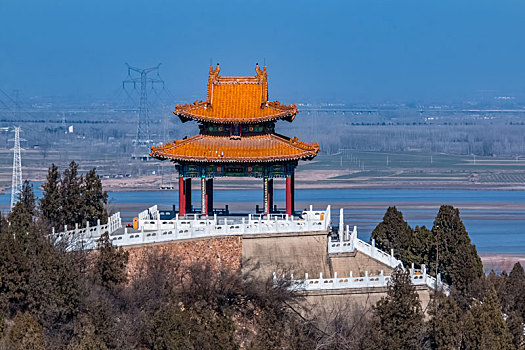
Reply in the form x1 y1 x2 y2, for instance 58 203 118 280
1 0 525 103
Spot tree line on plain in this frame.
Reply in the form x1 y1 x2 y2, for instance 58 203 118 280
0 162 523 349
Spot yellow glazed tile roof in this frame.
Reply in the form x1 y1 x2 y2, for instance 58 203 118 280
150 134 319 163
174 64 297 124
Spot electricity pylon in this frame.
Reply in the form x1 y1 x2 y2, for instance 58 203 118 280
10 127 23 211
123 63 164 146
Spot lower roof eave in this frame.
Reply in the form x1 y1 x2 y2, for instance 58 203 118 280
150 153 316 163
175 111 295 124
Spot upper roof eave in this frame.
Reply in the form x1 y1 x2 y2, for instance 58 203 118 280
174 109 297 124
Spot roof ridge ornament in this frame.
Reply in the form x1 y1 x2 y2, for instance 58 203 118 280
255 63 268 104
207 63 221 102
176 65 294 124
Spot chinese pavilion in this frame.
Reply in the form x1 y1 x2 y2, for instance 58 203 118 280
150 64 319 217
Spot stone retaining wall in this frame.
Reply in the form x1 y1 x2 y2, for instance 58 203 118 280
124 236 242 275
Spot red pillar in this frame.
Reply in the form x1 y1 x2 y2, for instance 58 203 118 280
206 179 213 215
178 176 185 217
286 173 294 216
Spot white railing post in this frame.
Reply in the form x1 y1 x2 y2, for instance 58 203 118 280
326 205 331 229
338 208 344 242
350 226 357 251
97 219 102 237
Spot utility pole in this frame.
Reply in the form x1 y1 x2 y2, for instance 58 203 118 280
123 63 164 146
10 127 23 211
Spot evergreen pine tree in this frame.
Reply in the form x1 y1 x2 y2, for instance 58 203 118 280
487 269 507 308
371 207 417 266
363 267 424 350
461 287 513 350
1 179 81 331
7 181 36 238
0 228 30 315
5 312 45 350
503 262 525 317
24 229 82 330
460 309 478 350
61 161 83 229
426 292 462 350
430 205 483 295
68 333 108 350
93 232 129 290
81 168 108 226
411 225 433 267
0 182 35 314
506 311 525 350
147 303 237 350
40 163 63 230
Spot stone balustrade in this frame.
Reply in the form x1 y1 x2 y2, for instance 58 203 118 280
328 209 403 270
278 264 450 296
52 205 331 250
111 206 330 247
52 212 123 250
323 208 450 295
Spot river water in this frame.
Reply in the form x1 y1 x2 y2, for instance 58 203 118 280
3 187 525 254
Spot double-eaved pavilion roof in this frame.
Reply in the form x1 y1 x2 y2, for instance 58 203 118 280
174 64 297 124
151 134 319 163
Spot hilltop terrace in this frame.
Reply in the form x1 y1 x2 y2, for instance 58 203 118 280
51 205 449 296
53 205 331 250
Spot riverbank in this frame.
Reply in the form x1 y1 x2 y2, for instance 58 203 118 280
480 254 525 274
100 170 525 192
